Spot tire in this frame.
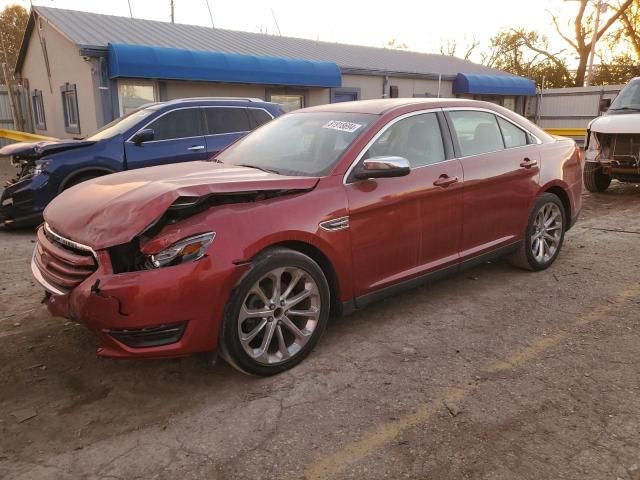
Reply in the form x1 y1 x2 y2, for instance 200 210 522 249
509 193 566 272
62 172 105 191
583 162 612 192
219 247 330 376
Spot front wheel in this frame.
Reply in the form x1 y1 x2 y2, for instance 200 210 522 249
509 193 566 271
583 162 612 192
220 248 330 376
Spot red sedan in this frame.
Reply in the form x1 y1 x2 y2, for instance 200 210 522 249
32 99 582 375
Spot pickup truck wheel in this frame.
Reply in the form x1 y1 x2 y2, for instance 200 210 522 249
220 247 330 376
583 162 612 192
509 193 566 272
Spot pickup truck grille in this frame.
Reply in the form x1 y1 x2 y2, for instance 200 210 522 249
32 224 97 294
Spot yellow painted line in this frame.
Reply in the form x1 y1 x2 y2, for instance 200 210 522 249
0 128 56 142
545 128 587 138
305 285 640 480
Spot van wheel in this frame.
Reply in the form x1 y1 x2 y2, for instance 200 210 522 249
583 162 612 192
220 247 330 376
509 193 566 272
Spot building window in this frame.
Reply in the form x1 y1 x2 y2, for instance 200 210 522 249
118 81 156 116
330 87 361 103
32 89 46 130
60 83 80 134
267 90 306 112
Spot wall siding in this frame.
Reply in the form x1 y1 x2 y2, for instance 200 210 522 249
20 18 97 138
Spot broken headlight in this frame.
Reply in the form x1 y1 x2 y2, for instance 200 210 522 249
33 159 51 175
145 232 215 269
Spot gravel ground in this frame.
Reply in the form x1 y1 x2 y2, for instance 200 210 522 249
1 159 639 480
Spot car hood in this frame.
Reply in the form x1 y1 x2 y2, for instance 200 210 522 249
44 161 319 249
0 139 95 159
589 113 640 134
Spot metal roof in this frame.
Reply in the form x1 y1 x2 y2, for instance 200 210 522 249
30 6 514 79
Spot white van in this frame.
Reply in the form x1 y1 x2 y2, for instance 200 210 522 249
584 77 640 191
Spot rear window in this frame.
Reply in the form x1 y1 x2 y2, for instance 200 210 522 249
249 109 274 127
449 111 505 157
204 107 251 135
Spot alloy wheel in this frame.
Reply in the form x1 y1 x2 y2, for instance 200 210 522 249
531 203 563 264
237 267 321 365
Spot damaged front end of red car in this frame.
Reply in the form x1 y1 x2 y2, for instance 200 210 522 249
31 163 319 358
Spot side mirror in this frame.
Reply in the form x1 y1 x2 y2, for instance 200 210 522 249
354 156 411 180
131 128 154 145
599 98 611 112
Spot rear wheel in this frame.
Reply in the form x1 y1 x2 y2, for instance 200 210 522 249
220 248 330 376
583 162 612 192
509 193 566 271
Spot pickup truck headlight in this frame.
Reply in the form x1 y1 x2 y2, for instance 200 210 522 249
145 232 215 269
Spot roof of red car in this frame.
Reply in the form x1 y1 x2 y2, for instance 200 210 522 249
300 98 486 115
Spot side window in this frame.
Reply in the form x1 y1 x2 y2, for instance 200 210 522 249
497 117 528 148
449 111 505 157
364 113 446 168
147 108 203 141
205 107 251 135
248 109 273 128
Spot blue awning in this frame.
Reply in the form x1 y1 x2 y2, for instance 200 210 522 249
453 73 536 96
107 43 341 88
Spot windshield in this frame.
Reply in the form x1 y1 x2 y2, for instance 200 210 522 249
610 79 640 110
215 112 378 177
86 106 158 141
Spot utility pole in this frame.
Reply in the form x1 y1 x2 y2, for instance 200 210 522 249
585 0 605 86
205 0 214 28
170 0 175 23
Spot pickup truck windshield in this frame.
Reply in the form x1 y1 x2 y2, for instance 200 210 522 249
610 79 640 111
215 112 378 177
86 106 157 141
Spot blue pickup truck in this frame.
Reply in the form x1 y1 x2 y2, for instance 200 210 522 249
0 97 284 228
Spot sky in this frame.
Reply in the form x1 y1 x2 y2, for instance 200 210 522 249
0 0 599 63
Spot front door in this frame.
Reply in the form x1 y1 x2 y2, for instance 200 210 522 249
446 109 540 259
124 107 208 170
346 111 463 298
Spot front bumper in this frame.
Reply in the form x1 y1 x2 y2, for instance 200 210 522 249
1 173 52 228
33 248 248 359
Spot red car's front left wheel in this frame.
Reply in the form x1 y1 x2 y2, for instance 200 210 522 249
220 247 331 376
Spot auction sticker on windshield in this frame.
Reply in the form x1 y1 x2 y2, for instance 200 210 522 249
322 120 363 133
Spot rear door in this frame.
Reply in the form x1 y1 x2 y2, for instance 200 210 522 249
124 107 208 169
445 109 540 260
203 107 254 156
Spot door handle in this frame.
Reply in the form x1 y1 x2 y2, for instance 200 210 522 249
520 158 538 168
188 145 205 151
433 175 459 187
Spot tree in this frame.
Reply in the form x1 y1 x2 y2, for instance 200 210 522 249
384 38 409 50
609 0 640 58
482 29 573 88
549 0 634 86
0 4 28 83
439 37 480 60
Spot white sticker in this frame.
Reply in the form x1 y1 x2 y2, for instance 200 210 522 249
322 120 363 133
